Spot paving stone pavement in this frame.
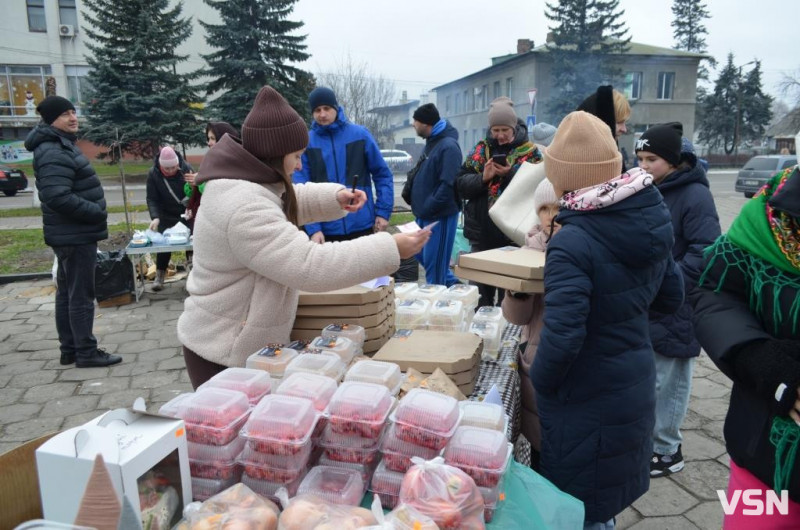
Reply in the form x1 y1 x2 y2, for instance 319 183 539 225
0 182 749 527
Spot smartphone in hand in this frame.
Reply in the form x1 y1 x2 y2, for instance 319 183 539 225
491 153 508 166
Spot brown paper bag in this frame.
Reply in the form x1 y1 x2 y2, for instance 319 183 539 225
400 367 425 398
420 368 467 401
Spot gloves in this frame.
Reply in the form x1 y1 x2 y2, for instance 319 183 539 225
149 218 160 231
733 339 800 416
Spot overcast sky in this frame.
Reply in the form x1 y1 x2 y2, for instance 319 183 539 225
291 0 795 104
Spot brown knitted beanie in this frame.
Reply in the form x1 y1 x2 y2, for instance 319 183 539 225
488 97 518 128
242 86 309 160
545 111 622 196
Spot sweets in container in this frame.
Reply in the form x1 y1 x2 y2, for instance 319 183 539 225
238 444 312 483
283 350 346 381
187 436 245 480
394 299 430 329
343 359 403 396
318 424 382 466
458 400 507 433
198 367 271 406
369 460 405 510
443 426 512 488
239 394 318 455
296 465 365 506
379 423 440 473
245 344 299 379
321 323 366 348
275 372 337 412
391 388 460 450
427 299 464 331
309 334 360 363
190 475 240 502
413 284 447 300
158 387 250 446
394 282 418 300
327 381 394 440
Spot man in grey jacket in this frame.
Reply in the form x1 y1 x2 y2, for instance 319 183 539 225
24 96 121 368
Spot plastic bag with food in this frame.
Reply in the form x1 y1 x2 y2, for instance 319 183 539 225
360 495 440 530
276 489 376 530
178 483 279 530
398 456 485 530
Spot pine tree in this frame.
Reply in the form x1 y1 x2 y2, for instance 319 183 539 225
671 0 716 80
82 0 203 160
698 53 741 154
739 61 773 145
200 0 313 128
544 0 631 121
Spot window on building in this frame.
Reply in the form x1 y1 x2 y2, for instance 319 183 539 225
481 84 488 108
624 72 642 100
506 77 514 98
463 131 468 153
65 65 90 114
58 0 78 29
493 81 501 99
27 0 46 32
455 93 460 114
472 129 478 147
657 72 674 100
0 65 52 116
463 90 468 112
445 95 451 114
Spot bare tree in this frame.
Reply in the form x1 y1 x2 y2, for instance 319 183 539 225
316 54 397 144
778 68 800 106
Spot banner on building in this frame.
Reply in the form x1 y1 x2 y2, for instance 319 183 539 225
0 140 33 163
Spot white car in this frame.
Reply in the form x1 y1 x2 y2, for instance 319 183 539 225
380 149 413 171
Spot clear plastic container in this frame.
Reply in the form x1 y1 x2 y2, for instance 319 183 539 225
327 382 395 440
284 350 346 382
297 465 365 506
308 335 359 364
394 282 419 300
318 425 382 466
157 392 192 418
245 344 299 379
240 394 318 455
413 284 447 300
159 388 251 446
391 388 461 450
441 283 480 306
395 298 430 329
275 372 338 413
427 299 464 329
469 320 503 353
472 306 505 324
241 469 306 502
480 482 504 523
369 460 405 510
317 452 378 485
443 426 512 488
321 323 366 348
187 436 246 480
191 474 240 502
13 522 93 530
198 367 272 406
238 445 312 483
379 423 440 473
344 360 403 396
458 400 507 433
189 459 242 481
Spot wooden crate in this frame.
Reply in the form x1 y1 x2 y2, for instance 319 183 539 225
97 292 134 308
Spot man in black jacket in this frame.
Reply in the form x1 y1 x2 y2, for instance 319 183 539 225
24 96 122 368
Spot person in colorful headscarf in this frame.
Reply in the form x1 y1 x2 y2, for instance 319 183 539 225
692 167 800 528
455 97 543 307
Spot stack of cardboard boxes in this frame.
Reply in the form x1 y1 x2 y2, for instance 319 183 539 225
455 247 545 293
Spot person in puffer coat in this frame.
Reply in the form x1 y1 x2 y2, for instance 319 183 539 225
635 123 721 478
532 111 684 528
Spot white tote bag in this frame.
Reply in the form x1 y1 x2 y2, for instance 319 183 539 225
488 161 547 246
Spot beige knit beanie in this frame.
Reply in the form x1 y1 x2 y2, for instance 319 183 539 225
242 86 309 160
488 97 518 128
545 111 622 196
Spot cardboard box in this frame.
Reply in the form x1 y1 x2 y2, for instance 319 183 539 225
291 316 393 342
295 295 391 317
292 305 392 330
457 247 545 279
454 265 544 293
297 281 394 306
36 398 191 527
373 330 482 374
363 326 395 354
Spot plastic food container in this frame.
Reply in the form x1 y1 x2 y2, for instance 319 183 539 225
238 445 312 483
245 345 299 380
318 425 382 466
480 482 504 523
241 469 306 502
187 436 246 480
394 282 418 300
327 382 395 440
469 320 503 353
198 367 272 406
344 360 403 396
275 372 338 413
391 388 461 450
13 522 94 530
413 284 447 300
443 426 513 488
369 460 405 510
157 392 192 418
240 394 318 455
159 388 250 446
308 335 359 364
442 283 480 306
459 400 507 434
379 423 439 473
472 306 505 325
395 298 430 329
427 299 464 330
317 452 378 485
284 350 346 382
321 323 366 348
297 465 365 506
191 475 240 502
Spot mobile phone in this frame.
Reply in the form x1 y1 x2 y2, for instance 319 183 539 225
491 153 508 166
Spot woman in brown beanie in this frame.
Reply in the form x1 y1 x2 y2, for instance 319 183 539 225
530 111 684 528
177 86 430 387
455 96 543 307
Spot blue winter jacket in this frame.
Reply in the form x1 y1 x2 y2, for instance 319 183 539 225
410 122 462 220
293 107 394 236
649 162 721 358
532 184 684 523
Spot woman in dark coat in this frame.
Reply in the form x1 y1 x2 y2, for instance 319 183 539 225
532 111 684 528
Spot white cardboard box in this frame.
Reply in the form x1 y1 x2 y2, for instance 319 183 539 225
36 398 191 526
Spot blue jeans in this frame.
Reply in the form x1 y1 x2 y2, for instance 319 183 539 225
584 518 615 530
53 243 99 359
653 353 694 455
416 213 459 286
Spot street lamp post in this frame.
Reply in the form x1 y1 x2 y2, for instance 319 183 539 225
734 61 757 163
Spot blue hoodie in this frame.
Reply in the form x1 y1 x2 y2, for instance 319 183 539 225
410 120 462 220
293 107 394 236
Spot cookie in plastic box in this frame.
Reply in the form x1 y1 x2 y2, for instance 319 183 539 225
321 323 366 348
458 400 507 434
394 299 430 330
427 299 464 330
391 388 461 450
344 359 403 396
309 335 360 363
284 350 346 381
245 344 299 380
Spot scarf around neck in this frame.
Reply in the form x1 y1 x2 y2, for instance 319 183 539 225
559 167 654 211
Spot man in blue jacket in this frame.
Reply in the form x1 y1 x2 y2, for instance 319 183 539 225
293 87 393 242
410 103 462 286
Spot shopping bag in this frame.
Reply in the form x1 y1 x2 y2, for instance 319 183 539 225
488 161 547 246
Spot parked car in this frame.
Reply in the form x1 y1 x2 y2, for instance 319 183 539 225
735 155 797 198
0 164 28 197
380 149 413 172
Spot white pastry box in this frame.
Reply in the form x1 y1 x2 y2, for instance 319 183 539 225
35 398 191 527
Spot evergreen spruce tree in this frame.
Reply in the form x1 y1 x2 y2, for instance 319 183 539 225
739 61 773 145
698 54 740 154
671 0 716 80
200 0 313 129
544 0 631 121
82 0 203 160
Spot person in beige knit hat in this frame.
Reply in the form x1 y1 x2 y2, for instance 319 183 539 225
531 110 685 526
177 86 431 387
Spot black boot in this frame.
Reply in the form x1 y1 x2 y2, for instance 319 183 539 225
76 348 122 368
60 352 75 365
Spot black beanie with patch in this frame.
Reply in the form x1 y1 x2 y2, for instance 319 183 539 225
635 122 683 167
